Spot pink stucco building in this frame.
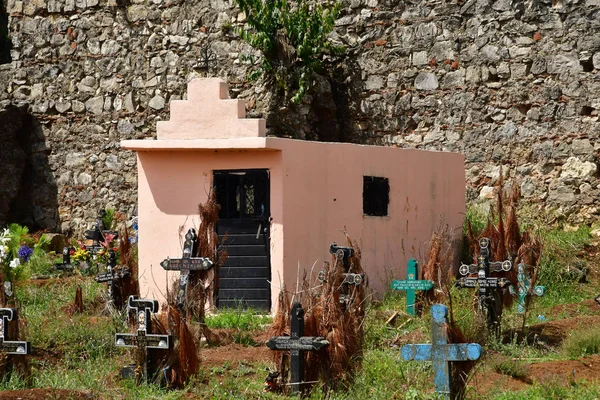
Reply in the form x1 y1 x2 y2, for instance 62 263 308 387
122 78 465 311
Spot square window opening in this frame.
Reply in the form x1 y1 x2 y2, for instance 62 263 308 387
363 176 389 217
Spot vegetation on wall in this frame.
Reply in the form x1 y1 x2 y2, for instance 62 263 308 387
235 0 343 103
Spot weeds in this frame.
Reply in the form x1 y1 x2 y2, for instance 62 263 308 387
491 357 529 379
562 324 600 358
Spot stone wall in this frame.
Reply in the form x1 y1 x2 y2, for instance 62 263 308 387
1 0 599 232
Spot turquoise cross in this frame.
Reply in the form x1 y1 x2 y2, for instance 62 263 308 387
391 259 434 316
512 263 546 314
401 304 482 398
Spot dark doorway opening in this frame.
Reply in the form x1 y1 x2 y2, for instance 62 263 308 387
214 169 271 311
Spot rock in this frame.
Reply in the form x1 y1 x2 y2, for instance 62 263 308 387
72 100 85 113
149 95 165 110
124 92 135 113
87 38 101 54
127 5 148 22
547 54 583 75
412 51 428 66
117 119 134 135
105 154 120 170
442 70 465 88
548 181 575 204
54 100 71 113
65 153 85 168
560 157 597 179
77 172 92 185
594 53 600 70
101 40 121 56
414 72 439 90
521 178 535 197
572 139 593 156
479 186 495 199
365 75 384 90
85 96 104 115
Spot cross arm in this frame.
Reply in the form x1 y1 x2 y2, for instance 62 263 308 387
401 343 482 362
160 258 214 271
115 333 171 349
266 336 329 351
0 339 29 355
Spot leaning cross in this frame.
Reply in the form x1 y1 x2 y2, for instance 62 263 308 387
391 259 434 316
54 247 73 271
511 263 546 314
266 302 329 394
401 304 482 399
115 296 171 382
0 309 29 355
456 238 512 332
160 228 214 309
95 249 129 302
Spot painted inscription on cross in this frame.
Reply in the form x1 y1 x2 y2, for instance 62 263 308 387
160 228 214 309
401 304 482 399
0 309 29 355
115 296 171 382
95 249 129 302
391 259 434 316
511 263 546 314
53 246 73 271
266 302 329 394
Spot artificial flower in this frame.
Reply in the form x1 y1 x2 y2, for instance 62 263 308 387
18 245 33 262
9 258 20 269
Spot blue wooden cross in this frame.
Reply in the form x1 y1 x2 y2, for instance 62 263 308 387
401 304 482 398
511 263 546 314
391 259 434 316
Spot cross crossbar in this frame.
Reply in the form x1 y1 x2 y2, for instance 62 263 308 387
0 308 29 355
400 304 482 398
266 336 329 351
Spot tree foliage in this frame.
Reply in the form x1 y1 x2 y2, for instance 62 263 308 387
235 0 342 103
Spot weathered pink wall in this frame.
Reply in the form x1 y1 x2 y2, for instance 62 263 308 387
134 149 284 304
271 139 465 300
123 78 465 310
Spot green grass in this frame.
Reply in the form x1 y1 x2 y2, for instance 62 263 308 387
0 223 598 398
206 307 271 331
562 324 600 358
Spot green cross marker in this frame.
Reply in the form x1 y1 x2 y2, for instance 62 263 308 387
391 259 434 316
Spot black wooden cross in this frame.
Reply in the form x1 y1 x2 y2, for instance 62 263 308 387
0 309 29 355
53 246 73 271
160 228 214 309
115 296 171 382
456 238 512 332
266 302 329 394
95 249 129 302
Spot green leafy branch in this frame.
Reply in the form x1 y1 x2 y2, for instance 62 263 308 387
235 0 343 103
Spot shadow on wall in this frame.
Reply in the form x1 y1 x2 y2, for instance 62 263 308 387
0 0 11 64
0 106 58 231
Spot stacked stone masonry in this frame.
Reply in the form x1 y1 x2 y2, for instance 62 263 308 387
0 0 599 232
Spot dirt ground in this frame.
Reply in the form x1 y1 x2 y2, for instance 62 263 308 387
0 389 95 399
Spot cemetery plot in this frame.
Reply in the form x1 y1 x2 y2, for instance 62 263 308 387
266 303 329 394
115 296 171 382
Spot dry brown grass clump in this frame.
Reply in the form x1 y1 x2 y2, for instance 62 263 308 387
268 235 367 394
136 305 199 388
110 227 140 310
418 223 458 310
